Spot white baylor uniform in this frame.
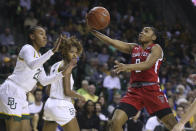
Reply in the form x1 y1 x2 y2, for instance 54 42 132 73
0 44 63 119
43 61 75 126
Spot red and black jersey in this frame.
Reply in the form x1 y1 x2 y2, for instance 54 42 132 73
130 43 163 83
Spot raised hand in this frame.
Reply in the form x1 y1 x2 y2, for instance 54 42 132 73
52 34 63 53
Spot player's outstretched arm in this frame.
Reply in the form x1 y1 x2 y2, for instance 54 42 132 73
90 30 137 54
21 36 63 70
37 67 64 86
172 99 196 131
114 44 162 73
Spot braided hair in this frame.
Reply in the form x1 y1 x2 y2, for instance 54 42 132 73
151 27 165 51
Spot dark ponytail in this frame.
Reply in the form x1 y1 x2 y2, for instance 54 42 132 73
27 26 43 45
151 27 165 51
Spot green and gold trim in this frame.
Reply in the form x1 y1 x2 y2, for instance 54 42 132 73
18 56 24 61
0 112 31 121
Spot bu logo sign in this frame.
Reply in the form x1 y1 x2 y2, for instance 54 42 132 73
7 97 17 109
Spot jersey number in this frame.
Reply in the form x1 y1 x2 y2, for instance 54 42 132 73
33 69 41 81
135 59 141 73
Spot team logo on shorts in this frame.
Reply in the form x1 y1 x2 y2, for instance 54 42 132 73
157 95 165 103
7 97 17 109
69 108 75 116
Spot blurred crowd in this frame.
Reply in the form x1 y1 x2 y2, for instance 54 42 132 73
0 0 196 131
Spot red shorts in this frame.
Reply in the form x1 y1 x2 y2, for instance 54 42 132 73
120 84 170 115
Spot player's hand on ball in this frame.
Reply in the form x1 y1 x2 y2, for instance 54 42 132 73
113 61 131 74
52 34 63 53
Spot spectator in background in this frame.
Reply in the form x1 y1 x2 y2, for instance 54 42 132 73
97 47 110 65
107 93 121 118
91 64 107 88
20 0 31 10
83 84 98 102
0 0 195 131
29 89 43 114
168 97 176 115
85 43 98 63
77 100 100 131
0 45 10 62
29 89 43 131
145 116 161 131
176 105 185 122
77 80 89 96
95 102 108 131
74 99 85 115
103 70 121 103
0 27 15 46
85 58 99 83
98 96 108 117
176 84 187 105
24 12 38 29
0 57 13 77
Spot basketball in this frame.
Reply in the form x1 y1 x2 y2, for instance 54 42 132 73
86 7 110 30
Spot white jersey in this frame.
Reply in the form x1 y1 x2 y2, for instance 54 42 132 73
49 61 74 102
8 44 63 92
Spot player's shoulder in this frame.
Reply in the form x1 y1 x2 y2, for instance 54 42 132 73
20 44 34 51
51 61 62 71
151 44 162 51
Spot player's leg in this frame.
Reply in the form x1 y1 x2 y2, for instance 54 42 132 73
62 117 80 131
109 102 138 131
0 82 23 131
21 119 31 131
159 112 177 129
109 109 128 131
42 121 57 131
5 117 21 131
0 119 6 131
143 85 177 130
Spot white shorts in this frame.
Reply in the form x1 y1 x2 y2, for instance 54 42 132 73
0 80 29 120
43 98 76 126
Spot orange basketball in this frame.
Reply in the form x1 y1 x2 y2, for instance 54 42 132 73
87 7 110 30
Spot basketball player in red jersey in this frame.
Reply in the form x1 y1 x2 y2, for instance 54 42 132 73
89 27 177 131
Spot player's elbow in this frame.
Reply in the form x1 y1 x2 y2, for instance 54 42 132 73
27 63 37 70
